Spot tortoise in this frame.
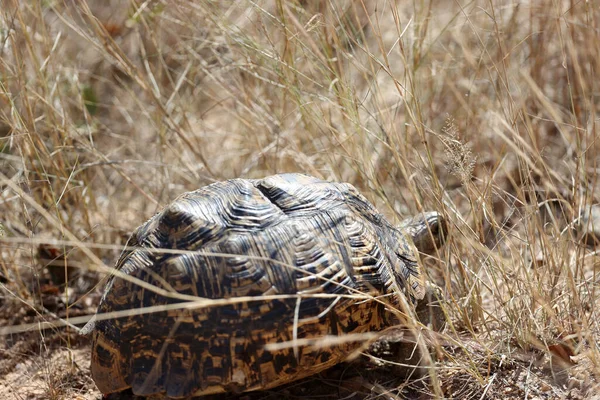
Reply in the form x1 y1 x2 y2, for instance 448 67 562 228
82 173 447 398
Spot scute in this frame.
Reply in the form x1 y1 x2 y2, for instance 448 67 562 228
257 174 345 214
86 173 444 398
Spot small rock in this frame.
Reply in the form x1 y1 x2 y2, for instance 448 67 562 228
577 205 600 246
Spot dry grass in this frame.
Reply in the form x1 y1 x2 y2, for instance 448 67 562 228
0 0 599 399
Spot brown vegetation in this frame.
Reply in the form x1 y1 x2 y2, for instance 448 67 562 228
0 1 598 398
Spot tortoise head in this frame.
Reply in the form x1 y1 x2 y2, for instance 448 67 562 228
399 211 448 255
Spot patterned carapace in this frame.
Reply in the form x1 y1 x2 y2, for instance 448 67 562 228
83 173 447 398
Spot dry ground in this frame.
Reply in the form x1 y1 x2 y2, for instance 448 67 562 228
1 1 599 399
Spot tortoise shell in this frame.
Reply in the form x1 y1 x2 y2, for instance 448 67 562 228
83 173 446 398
